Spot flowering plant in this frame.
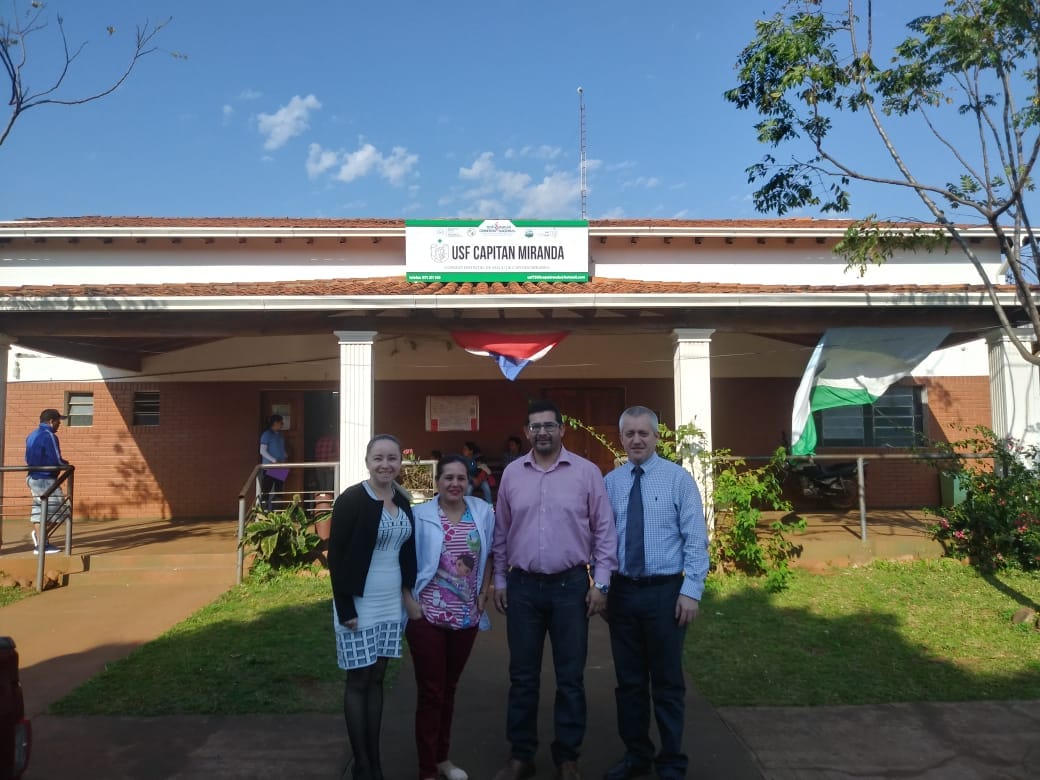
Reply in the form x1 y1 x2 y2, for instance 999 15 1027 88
398 449 434 497
925 427 1040 572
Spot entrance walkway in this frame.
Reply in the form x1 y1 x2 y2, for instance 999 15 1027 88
1 512 1036 778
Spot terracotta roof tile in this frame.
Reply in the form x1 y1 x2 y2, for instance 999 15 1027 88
0 277 1013 298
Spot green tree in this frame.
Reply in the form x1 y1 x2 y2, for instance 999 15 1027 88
1 1 178 146
726 0 1040 365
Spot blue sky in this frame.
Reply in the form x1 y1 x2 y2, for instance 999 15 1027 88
1 0 980 222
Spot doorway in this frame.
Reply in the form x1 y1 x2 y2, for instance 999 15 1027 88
543 387 626 474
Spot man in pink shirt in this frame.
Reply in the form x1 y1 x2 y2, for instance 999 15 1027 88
492 399 618 780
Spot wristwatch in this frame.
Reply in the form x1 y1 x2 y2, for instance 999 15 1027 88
593 581 610 594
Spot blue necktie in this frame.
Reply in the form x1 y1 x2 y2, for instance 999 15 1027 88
626 465 645 576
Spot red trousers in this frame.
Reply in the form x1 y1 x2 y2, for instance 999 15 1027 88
405 616 479 779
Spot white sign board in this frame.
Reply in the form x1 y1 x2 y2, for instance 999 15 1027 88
425 395 479 432
405 219 589 282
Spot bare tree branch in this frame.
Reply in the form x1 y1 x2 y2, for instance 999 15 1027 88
0 2 174 147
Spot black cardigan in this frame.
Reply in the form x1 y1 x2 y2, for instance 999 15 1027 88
328 482 417 623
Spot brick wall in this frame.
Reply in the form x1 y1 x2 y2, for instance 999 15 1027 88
1 374 993 519
712 375 993 509
4 382 260 520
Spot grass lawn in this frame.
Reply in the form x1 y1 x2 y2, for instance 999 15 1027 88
0 584 31 608
52 572 344 715
51 560 1040 715
688 559 1040 706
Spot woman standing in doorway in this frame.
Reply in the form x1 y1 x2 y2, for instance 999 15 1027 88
259 414 288 511
407 454 495 780
329 434 420 780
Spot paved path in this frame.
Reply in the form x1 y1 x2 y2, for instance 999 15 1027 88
2 515 1038 778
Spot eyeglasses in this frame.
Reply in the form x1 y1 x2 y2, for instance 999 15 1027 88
527 422 560 433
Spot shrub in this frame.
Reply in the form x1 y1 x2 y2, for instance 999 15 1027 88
925 427 1040 572
241 494 322 577
563 415 803 591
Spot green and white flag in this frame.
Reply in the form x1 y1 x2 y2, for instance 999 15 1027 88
791 327 951 456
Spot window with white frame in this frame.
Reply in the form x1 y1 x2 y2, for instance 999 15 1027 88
66 392 94 427
816 385 925 448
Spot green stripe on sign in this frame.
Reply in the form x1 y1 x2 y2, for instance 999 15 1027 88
406 272 589 283
405 219 588 228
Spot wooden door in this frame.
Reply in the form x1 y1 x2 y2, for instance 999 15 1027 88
543 387 626 475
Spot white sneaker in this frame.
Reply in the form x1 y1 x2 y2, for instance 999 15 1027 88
31 529 59 554
437 761 469 780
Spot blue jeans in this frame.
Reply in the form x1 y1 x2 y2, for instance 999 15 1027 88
607 576 688 778
505 566 590 765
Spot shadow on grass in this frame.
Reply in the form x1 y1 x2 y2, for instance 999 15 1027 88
51 584 346 716
982 573 1040 613
686 578 1040 707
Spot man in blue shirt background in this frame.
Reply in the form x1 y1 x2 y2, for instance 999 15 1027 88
25 408 72 554
603 405 709 780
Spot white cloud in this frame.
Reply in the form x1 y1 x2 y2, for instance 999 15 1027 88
306 140 419 186
601 206 626 219
306 143 339 179
380 146 419 185
459 152 496 180
506 145 563 161
454 151 580 219
221 105 234 125
517 171 579 218
337 143 381 181
238 89 263 101
257 94 322 150
622 176 660 189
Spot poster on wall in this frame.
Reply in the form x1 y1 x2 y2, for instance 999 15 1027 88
426 395 479 432
270 403 292 430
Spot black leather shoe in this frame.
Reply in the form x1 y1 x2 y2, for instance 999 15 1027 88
492 758 537 780
603 757 652 780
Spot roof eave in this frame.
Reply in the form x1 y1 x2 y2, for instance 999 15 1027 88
0 289 1017 313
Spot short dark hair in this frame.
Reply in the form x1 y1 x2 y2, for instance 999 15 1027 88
507 435 522 447
436 453 470 480
267 414 284 427
527 399 562 424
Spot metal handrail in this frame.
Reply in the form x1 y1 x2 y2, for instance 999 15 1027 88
711 449 996 544
1 464 75 591
235 461 340 585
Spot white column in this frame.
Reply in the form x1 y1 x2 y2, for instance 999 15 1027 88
986 327 1040 449
673 329 715 530
0 339 9 531
672 328 715 455
335 331 378 488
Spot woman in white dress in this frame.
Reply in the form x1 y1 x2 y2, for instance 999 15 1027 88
329 434 421 780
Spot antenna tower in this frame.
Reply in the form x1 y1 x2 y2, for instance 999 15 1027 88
578 87 588 220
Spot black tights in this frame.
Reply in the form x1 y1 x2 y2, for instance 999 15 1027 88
344 658 389 780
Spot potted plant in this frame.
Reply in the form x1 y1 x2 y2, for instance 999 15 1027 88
398 449 435 502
